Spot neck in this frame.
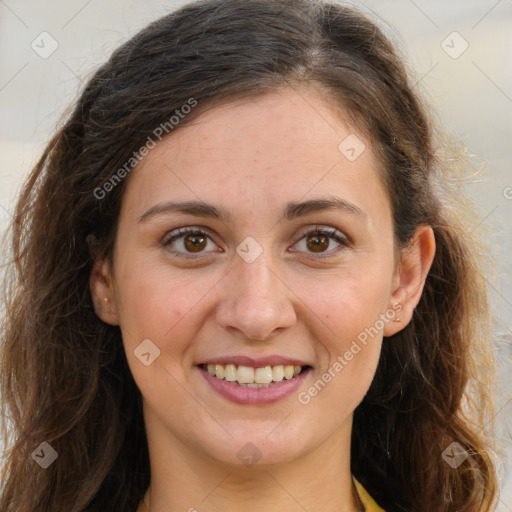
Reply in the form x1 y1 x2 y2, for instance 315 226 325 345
139 413 363 512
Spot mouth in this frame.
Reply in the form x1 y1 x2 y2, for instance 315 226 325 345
198 363 312 387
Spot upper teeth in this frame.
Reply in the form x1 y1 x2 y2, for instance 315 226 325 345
206 364 302 384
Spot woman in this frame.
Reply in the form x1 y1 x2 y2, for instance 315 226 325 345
0 0 498 510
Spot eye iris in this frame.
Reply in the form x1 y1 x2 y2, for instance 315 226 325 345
184 234 207 252
307 234 329 252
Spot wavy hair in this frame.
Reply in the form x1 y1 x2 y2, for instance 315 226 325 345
1 0 497 510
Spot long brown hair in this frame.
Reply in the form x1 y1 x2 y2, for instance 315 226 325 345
0 1 497 510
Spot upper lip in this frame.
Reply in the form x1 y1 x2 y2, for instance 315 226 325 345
199 355 310 367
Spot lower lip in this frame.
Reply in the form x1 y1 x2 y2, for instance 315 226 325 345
198 366 312 405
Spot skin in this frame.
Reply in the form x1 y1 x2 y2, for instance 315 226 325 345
90 87 435 512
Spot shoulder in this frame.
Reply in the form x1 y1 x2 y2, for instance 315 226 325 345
354 479 386 512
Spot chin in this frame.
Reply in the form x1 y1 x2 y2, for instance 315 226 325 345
198 431 308 469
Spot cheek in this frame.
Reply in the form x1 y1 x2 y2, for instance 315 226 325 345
302 269 391 343
300 287 384 416
113 255 216 354
297 270 390 401
114 262 212 409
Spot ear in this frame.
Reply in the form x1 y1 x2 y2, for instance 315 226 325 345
90 257 120 326
384 225 436 336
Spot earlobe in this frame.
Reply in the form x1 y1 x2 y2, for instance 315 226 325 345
383 225 436 337
89 257 120 326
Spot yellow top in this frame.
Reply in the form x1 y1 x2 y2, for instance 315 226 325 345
354 479 385 511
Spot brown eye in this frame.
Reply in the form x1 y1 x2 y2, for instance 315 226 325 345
291 227 349 257
163 227 219 257
184 234 207 252
306 234 330 252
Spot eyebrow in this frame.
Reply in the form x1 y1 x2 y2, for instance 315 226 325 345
284 196 366 220
137 196 366 224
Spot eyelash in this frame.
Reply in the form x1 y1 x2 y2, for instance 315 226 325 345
291 226 349 258
161 226 350 260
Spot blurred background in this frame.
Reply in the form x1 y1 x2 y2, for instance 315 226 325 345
0 0 511 509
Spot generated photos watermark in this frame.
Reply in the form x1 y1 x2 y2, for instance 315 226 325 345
31 441 58 469
94 97 198 200
297 303 403 405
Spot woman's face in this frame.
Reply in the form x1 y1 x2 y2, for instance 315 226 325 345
95 88 409 468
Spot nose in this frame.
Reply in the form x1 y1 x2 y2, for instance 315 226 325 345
215 251 297 341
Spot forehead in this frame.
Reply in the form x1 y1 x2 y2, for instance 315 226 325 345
124 88 389 224
146 89 369 168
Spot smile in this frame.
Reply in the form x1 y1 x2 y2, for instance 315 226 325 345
198 363 312 405
200 363 309 387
